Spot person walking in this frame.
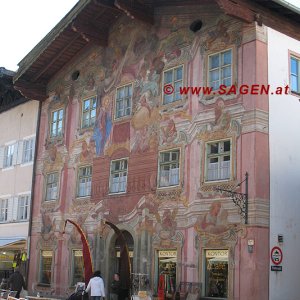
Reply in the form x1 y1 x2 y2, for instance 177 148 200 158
85 271 105 300
7 268 26 298
110 273 120 300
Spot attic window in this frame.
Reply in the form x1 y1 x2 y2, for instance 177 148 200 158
190 20 203 32
72 70 80 81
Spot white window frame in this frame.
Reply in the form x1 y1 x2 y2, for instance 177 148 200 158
45 173 59 201
50 108 64 138
158 149 180 188
208 49 232 91
22 138 35 164
81 96 97 128
0 199 8 222
17 195 30 221
115 83 133 119
39 250 53 285
205 139 231 182
109 158 128 194
162 65 183 105
290 55 300 94
77 166 92 198
4 144 15 168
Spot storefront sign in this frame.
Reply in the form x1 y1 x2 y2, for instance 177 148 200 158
158 250 177 258
271 265 282 271
206 250 228 258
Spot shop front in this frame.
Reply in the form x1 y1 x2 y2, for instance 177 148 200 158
0 238 27 280
204 250 229 299
157 250 177 300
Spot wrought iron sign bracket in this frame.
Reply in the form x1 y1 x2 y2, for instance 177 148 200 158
215 172 248 224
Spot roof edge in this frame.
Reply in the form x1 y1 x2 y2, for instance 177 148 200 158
14 0 90 82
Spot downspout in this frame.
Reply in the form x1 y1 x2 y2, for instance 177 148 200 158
26 100 42 288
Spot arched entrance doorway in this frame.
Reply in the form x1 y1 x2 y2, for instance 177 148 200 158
114 230 134 273
108 230 134 300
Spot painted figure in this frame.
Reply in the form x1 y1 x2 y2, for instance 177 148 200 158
93 96 112 156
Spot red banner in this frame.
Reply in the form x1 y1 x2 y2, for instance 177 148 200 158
63 219 93 285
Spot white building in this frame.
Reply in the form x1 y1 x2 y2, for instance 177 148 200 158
268 28 300 300
0 67 39 279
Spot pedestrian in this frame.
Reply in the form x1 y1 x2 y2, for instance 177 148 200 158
85 271 105 300
110 273 120 300
7 267 26 298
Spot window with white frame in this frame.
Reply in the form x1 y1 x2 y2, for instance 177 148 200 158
77 166 92 197
17 195 30 221
290 56 300 93
163 65 183 104
0 199 8 222
40 250 53 285
46 173 59 201
206 140 231 181
72 250 84 285
115 84 132 119
158 149 180 187
208 49 232 90
82 97 97 128
50 108 64 138
22 138 35 163
109 159 128 193
4 144 15 168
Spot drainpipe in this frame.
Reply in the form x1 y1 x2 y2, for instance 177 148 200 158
26 100 42 289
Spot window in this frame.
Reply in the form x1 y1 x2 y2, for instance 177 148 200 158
0 199 8 222
109 159 128 193
40 250 53 285
82 97 97 128
50 109 64 138
4 144 15 168
163 65 183 104
18 195 30 221
206 140 231 181
291 56 300 93
46 173 59 201
22 138 35 163
158 149 180 187
72 250 84 285
115 84 132 119
208 49 232 90
77 166 92 197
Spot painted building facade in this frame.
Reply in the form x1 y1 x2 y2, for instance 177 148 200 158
0 68 39 279
13 1 300 299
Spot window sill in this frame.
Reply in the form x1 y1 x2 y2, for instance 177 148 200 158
113 115 131 124
37 283 51 287
21 161 34 167
157 184 181 191
108 191 127 196
2 166 14 171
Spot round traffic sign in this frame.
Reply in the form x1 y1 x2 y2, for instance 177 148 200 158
271 246 283 265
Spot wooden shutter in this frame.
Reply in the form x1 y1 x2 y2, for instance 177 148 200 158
0 146 4 169
12 142 18 166
17 140 24 164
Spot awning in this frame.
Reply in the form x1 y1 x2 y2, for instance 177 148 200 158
0 237 27 250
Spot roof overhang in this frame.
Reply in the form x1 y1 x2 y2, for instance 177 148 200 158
0 237 27 250
13 0 300 101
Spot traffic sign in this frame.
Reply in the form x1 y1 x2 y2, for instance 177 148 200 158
271 246 283 265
